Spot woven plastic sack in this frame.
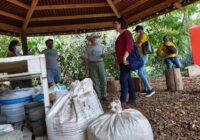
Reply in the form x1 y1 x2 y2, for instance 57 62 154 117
46 78 103 140
87 100 154 140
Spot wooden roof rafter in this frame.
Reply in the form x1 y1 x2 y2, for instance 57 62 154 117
30 13 115 22
7 0 29 10
0 10 24 21
120 0 149 15
106 0 120 17
0 23 21 33
26 22 113 34
23 0 39 32
35 3 109 10
127 0 180 23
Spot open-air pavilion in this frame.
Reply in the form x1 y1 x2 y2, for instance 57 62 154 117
0 0 200 139
0 0 198 55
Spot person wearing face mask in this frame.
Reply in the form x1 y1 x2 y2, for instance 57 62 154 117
157 36 182 69
7 40 27 89
83 34 108 101
7 40 22 57
41 39 61 87
113 18 136 109
134 25 155 97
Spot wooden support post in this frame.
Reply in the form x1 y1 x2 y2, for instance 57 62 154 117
107 77 116 95
21 32 29 55
165 69 183 91
132 77 144 92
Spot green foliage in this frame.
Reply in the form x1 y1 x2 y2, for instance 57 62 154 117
0 2 199 84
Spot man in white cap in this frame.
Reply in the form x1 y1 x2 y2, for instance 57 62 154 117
84 34 108 101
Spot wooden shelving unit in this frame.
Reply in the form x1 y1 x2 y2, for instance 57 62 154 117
0 54 50 113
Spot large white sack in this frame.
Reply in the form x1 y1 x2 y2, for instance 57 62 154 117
46 78 104 140
87 100 154 140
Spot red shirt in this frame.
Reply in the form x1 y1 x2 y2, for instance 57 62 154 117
115 30 134 64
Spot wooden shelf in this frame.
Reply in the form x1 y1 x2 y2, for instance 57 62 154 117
0 54 50 113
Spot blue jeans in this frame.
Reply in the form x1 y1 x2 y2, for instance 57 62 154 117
165 57 182 69
138 55 152 90
119 64 136 104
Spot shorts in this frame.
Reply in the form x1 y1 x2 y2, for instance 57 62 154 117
47 68 61 84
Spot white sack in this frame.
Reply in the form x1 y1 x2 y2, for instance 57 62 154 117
46 78 103 140
87 100 154 140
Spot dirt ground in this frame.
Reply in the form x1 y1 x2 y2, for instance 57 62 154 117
102 75 200 140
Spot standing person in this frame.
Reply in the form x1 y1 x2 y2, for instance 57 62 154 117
41 39 61 87
7 40 22 57
7 40 23 89
134 25 155 97
84 34 108 101
157 36 182 69
113 18 136 109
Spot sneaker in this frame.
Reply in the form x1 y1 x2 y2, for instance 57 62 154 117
146 88 155 97
140 90 147 95
101 97 109 101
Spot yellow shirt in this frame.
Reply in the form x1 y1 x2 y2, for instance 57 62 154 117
157 41 177 59
137 32 148 56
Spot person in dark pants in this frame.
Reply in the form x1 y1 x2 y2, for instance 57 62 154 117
113 18 136 109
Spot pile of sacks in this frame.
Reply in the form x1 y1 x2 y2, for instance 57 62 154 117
46 78 154 140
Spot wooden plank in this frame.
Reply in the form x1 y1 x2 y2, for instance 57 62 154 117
120 0 148 15
127 0 179 23
26 22 113 33
7 0 29 9
0 23 21 33
107 0 120 17
35 3 109 10
0 73 41 82
23 0 39 31
0 60 27 73
174 68 183 90
30 13 115 22
0 10 24 21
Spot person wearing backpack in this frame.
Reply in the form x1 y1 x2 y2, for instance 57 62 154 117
113 18 136 109
157 36 182 69
134 25 155 97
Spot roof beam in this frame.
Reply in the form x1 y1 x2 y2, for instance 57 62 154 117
173 2 183 9
30 13 115 22
0 23 21 33
7 0 29 9
127 0 179 23
113 0 122 5
0 10 24 21
23 0 38 31
35 3 109 10
26 22 113 34
121 0 149 15
107 0 120 17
